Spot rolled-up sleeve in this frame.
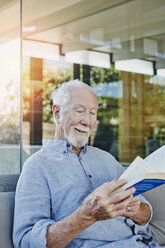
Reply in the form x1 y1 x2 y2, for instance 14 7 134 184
13 156 55 248
125 195 153 234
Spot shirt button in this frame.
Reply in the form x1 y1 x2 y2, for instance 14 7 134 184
89 175 92 178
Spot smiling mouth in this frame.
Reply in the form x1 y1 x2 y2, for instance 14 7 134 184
75 128 88 134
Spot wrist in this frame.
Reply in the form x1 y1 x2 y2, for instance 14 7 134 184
77 205 96 225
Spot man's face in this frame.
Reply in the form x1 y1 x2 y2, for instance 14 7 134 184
57 88 97 147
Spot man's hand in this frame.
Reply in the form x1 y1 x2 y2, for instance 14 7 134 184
80 179 136 221
123 196 151 225
123 195 141 219
46 179 151 248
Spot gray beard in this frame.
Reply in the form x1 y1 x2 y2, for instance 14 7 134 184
67 134 89 148
64 127 89 148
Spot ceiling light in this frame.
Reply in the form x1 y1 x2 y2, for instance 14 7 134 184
65 50 111 68
23 40 59 60
115 59 154 75
157 69 165 77
23 26 36 32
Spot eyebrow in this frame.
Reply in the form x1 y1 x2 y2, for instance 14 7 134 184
74 104 97 110
74 104 84 108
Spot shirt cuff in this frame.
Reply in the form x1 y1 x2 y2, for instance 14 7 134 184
30 219 55 248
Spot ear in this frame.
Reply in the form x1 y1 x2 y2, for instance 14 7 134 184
52 104 60 124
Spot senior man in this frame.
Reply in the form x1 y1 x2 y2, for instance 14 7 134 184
13 80 162 248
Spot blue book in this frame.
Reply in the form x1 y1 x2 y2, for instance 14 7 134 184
122 174 165 196
118 156 165 196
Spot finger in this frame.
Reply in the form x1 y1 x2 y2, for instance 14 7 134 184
98 179 127 195
125 201 141 217
124 211 135 219
112 195 133 212
111 208 131 219
130 196 140 203
124 206 140 219
111 178 128 191
111 187 136 204
129 196 141 207
127 204 139 212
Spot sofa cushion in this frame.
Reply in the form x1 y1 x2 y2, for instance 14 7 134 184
0 174 19 192
143 145 165 246
0 192 15 248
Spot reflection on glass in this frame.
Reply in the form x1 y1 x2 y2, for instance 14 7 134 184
22 55 73 159
118 72 165 163
115 59 154 75
22 59 165 165
0 39 20 173
90 66 119 160
21 0 165 167
89 67 165 163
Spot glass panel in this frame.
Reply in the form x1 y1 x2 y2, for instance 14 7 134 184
0 1 21 174
22 0 165 166
22 54 73 160
118 72 165 163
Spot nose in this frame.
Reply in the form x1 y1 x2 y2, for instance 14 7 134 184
81 111 90 126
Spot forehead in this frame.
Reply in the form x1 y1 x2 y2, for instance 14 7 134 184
68 87 97 108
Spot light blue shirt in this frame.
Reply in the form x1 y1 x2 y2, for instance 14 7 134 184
13 139 161 248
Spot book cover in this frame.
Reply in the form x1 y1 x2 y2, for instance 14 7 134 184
120 173 165 196
129 178 165 196
116 156 165 196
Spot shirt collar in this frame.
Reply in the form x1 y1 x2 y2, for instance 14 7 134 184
42 139 88 155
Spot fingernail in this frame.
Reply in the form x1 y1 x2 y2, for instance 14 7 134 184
120 179 127 183
132 187 136 193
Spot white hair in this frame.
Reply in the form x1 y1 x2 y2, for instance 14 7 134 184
51 79 96 107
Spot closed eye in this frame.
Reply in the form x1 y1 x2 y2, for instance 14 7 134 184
90 112 96 115
76 110 84 114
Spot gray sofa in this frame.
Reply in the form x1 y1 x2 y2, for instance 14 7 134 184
0 174 164 248
0 174 19 248
144 185 165 246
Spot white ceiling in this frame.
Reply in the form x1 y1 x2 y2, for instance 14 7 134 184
0 0 165 66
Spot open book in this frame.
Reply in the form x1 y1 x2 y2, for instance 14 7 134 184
116 156 165 196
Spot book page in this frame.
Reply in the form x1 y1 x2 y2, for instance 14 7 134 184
119 156 158 182
145 145 165 172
